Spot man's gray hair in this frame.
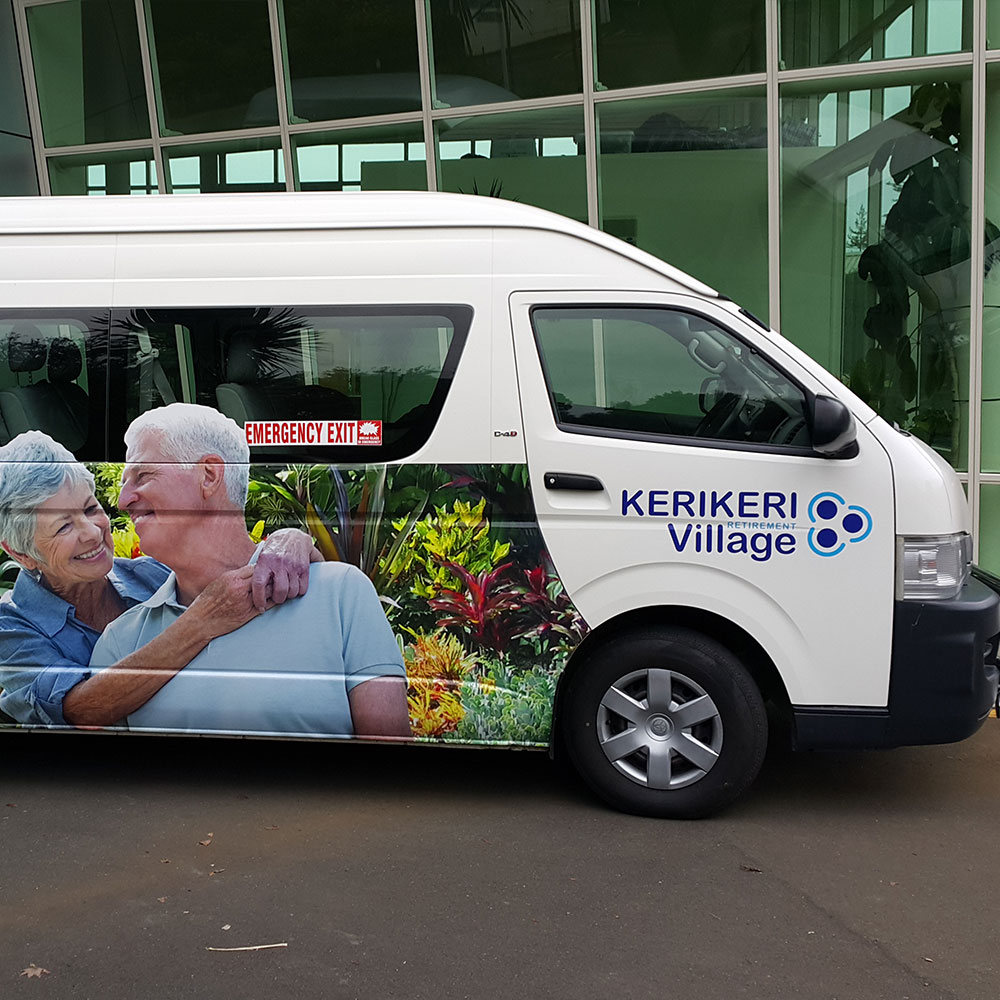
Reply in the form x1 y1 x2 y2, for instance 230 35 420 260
124 403 250 508
0 431 95 565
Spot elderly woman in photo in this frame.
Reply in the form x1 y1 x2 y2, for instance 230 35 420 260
0 431 317 728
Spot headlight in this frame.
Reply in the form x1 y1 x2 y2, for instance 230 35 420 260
897 533 972 601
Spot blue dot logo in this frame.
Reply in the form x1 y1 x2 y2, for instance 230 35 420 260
807 492 872 557
816 499 838 520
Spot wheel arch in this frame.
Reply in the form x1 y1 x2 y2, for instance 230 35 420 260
551 604 792 754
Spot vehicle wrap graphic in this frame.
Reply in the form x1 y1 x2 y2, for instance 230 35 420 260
0 463 587 747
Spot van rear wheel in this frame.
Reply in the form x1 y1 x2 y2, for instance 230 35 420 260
562 627 767 819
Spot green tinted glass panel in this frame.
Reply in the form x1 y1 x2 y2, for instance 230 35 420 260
781 71 972 470
979 484 1000 573
165 137 283 193
991 0 1000 48
597 90 768 320
48 149 156 195
147 0 277 135
26 0 149 147
0 134 38 196
293 123 426 192
428 0 581 105
979 65 1000 471
1 0 30 137
282 0 420 123
437 106 585 219
780 0 970 69
594 0 764 90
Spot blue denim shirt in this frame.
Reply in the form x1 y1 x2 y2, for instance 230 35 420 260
0 557 171 727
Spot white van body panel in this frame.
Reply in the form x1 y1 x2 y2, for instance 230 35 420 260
0 234 116 307
872 419 972 535
1 190 716 292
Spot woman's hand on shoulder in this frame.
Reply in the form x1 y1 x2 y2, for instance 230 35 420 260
190 565 262 639
251 528 320 610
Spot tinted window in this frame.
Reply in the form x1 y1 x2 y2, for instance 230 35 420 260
0 311 109 459
110 305 470 461
531 306 810 449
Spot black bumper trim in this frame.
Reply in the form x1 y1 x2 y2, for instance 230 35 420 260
793 577 1000 751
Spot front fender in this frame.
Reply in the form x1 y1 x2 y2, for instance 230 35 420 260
567 561 812 703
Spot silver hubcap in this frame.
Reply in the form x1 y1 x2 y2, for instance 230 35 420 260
596 668 723 789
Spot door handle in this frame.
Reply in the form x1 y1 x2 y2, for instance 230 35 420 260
544 472 604 492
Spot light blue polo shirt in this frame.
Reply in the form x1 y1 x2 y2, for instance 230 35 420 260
89 561 406 738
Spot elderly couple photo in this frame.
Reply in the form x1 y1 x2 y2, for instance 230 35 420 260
0 403 412 739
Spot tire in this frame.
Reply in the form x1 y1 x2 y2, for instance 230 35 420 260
561 627 768 819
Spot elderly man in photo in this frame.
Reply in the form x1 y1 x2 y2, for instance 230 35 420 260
89 403 411 739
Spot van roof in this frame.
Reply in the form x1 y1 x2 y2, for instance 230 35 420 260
0 190 717 297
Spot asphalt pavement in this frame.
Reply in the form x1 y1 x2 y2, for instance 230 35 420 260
1 722 998 999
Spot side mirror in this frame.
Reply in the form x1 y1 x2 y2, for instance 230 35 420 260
811 394 859 458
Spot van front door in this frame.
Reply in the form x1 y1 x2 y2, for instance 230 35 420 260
509 292 895 712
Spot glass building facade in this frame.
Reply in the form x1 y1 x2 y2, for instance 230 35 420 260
3 0 1000 565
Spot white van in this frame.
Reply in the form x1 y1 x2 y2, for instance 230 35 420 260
0 191 995 819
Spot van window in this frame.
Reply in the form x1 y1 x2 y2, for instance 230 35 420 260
531 306 810 449
109 305 470 460
0 312 109 459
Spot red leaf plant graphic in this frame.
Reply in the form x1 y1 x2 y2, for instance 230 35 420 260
427 561 523 653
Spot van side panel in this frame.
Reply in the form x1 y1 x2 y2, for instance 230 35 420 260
0 234 116 306
492 228 692 293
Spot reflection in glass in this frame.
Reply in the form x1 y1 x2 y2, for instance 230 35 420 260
990 0 1000 49
48 149 156 196
281 0 420 123
0 310 109 459
437 106 585 219
594 0 764 90
147 0 277 135
26 0 149 147
781 73 981 470
597 91 768 320
165 137 284 193
532 307 807 446
979 484 1000 574
779 0 970 70
0 135 38 196
1 0 31 138
428 0 581 105
293 124 426 192
979 65 1000 471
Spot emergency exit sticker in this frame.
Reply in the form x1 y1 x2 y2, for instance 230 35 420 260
245 420 382 447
